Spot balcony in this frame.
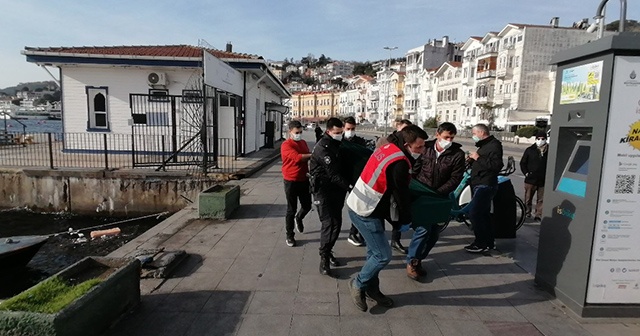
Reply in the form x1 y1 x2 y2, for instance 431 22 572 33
475 95 494 105
478 48 498 58
461 98 473 106
476 70 496 80
496 67 513 78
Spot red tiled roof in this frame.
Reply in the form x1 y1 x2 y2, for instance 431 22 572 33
448 62 462 68
470 36 483 41
23 45 259 60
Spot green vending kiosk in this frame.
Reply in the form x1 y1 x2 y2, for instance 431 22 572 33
536 32 640 317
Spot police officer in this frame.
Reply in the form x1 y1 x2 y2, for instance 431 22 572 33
310 117 352 277
342 116 368 247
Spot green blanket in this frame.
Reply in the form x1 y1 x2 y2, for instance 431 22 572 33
340 141 453 227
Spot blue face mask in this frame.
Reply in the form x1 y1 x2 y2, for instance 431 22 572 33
472 135 481 143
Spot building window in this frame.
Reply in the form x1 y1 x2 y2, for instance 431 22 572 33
86 87 109 131
513 82 518 93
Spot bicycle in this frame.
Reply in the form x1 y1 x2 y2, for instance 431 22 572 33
437 156 526 233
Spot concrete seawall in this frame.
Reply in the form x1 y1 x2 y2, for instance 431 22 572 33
0 168 221 216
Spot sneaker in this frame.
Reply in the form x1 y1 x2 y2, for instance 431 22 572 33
465 244 488 253
286 237 296 247
534 217 542 222
295 216 305 233
391 240 408 255
348 233 364 247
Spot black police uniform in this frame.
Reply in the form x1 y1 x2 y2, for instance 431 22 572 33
309 133 351 268
343 135 368 238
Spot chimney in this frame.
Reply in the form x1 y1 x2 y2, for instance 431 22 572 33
226 42 233 52
442 36 449 47
550 17 560 28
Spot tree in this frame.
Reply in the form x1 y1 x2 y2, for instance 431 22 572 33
353 62 376 77
21 86 29 92
34 87 44 92
423 116 439 129
606 20 640 32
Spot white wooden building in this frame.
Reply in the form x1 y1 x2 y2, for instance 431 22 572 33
22 45 290 168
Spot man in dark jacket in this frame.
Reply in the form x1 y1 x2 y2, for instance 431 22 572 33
315 125 323 142
520 130 548 221
346 125 428 312
466 124 504 253
342 116 368 247
310 117 351 277
406 122 466 280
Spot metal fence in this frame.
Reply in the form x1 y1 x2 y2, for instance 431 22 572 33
0 132 237 173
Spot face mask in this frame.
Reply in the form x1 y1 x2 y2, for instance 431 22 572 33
438 139 452 150
472 135 481 143
344 130 355 139
331 133 343 141
411 152 421 160
536 139 547 147
292 133 302 141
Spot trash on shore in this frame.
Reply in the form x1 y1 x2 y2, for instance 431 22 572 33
90 228 121 240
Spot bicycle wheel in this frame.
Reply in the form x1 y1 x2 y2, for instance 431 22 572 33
437 220 450 233
514 196 526 230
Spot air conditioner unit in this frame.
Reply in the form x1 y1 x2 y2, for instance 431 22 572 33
147 72 167 86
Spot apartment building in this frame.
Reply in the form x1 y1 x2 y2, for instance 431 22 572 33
376 69 405 126
434 62 463 125
338 76 372 120
456 21 598 130
404 37 463 124
416 68 438 126
290 90 339 122
326 62 355 78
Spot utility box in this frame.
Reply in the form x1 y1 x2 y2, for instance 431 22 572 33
535 32 640 317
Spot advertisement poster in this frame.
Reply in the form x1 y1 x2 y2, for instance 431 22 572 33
560 61 603 105
587 56 640 304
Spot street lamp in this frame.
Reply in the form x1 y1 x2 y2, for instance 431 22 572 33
383 46 398 137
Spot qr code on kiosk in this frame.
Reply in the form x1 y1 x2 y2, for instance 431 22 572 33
614 175 635 194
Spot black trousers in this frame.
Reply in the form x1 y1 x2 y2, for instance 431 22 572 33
316 189 347 256
284 180 312 238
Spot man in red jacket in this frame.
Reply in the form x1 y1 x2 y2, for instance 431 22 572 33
281 120 312 247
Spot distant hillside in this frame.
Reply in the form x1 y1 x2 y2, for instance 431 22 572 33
606 20 640 32
0 81 57 96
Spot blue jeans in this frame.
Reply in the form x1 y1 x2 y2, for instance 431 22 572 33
348 209 392 290
406 224 440 263
469 185 498 248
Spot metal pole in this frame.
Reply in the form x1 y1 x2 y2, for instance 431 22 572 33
103 133 109 170
48 133 54 169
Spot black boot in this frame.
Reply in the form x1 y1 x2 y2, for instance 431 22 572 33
391 240 408 255
349 278 367 312
319 255 332 277
328 252 341 267
365 278 394 307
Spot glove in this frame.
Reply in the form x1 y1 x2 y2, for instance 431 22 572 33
399 223 412 233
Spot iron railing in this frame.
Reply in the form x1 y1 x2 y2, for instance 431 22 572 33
0 132 237 173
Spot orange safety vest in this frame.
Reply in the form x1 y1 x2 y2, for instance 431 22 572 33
347 142 411 217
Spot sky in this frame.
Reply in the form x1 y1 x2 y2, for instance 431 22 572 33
1 0 638 89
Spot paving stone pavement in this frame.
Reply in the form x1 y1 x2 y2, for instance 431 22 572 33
104 161 640 336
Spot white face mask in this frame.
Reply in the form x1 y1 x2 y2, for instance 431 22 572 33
472 135 481 143
344 130 355 139
330 133 343 141
291 133 302 141
411 152 421 160
438 139 452 150
536 139 547 147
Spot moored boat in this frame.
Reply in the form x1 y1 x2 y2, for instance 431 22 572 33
0 236 49 269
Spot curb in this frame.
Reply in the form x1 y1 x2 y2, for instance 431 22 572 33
232 145 282 179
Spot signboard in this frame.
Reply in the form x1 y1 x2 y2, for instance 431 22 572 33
560 61 603 105
203 50 243 97
587 56 640 304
